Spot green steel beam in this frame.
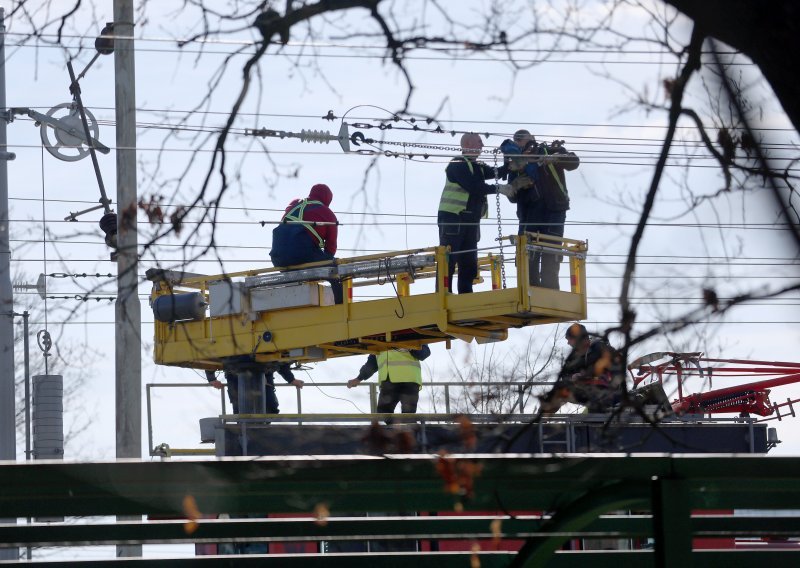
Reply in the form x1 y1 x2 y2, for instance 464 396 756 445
511 481 651 567
0 516 652 547
4 550 800 567
653 478 691 568
3 514 798 548
2 454 800 519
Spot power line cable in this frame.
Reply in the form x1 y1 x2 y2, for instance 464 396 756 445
5 37 760 66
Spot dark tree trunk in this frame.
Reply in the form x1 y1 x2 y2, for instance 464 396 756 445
664 0 800 133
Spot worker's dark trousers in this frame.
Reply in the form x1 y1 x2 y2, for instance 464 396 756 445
377 381 420 414
439 223 479 294
519 209 566 290
224 371 279 414
270 237 343 304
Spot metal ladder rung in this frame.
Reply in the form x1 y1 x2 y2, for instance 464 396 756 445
538 422 572 452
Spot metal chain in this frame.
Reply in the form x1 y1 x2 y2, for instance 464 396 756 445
369 139 460 153
48 272 115 279
493 150 507 289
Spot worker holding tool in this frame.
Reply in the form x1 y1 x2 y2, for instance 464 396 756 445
437 133 516 294
347 346 432 415
539 324 622 414
270 183 343 303
501 129 580 289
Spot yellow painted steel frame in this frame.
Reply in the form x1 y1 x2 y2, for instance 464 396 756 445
151 234 588 369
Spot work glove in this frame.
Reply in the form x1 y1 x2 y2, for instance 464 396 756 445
511 176 534 192
497 184 517 199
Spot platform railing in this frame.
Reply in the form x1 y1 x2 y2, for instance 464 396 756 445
149 233 589 368
145 380 762 457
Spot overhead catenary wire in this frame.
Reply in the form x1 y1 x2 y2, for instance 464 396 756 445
15 290 800 307
9 143 800 170
1 31 750 55
7 216 800 230
10 238 800 266
14 115 800 151
5 34 760 66
9 196 800 229
11 107 800 133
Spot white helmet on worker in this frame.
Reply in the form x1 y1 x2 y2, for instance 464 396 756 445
460 133 483 157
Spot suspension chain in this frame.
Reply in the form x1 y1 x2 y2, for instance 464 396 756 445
369 138 460 153
493 150 507 289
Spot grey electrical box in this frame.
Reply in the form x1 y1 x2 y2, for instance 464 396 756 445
33 374 64 522
286 346 326 360
209 280 245 317
250 282 334 312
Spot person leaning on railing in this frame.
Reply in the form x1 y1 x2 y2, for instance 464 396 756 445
205 363 304 415
347 346 432 415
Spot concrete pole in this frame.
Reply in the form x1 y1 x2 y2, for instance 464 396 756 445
113 0 142 558
0 8 19 561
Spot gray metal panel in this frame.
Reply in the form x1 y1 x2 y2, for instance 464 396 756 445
32 374 63 464
199 417 221 444
250 283 333 312
32 404 63 412
208 280 245 317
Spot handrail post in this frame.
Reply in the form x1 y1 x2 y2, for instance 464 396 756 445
369 383 377 413
489 254 501 290
296 386 303 426
145 385 154 456
397 273 411 296
516 234 531 310
444 385 451 414
343 277 353 304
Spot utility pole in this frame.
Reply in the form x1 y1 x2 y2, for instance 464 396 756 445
113 0 142 558
0 7 19 562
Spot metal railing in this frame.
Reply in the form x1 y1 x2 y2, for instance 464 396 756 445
146 379 555 455
145 380 765 457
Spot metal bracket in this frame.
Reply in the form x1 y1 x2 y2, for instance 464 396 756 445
10 106 110 155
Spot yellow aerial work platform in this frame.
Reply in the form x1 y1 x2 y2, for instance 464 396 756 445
148 233 587 370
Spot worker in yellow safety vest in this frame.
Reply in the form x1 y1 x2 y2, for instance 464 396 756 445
438 133 515 293
347 346 431 414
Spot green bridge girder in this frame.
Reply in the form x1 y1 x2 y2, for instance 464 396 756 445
1 453 799 566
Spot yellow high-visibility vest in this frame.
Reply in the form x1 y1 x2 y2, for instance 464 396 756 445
377 350 422 386
543 146 568 198
438 159 475 215
282 199 325 247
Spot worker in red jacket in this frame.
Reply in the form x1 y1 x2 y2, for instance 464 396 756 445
270 183 343 303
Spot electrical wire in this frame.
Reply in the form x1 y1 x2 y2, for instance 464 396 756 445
7 217 800 230
4 36 760 66
1 31 749 56
11 106 799 133
8 237 800 264
301 369 367 414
